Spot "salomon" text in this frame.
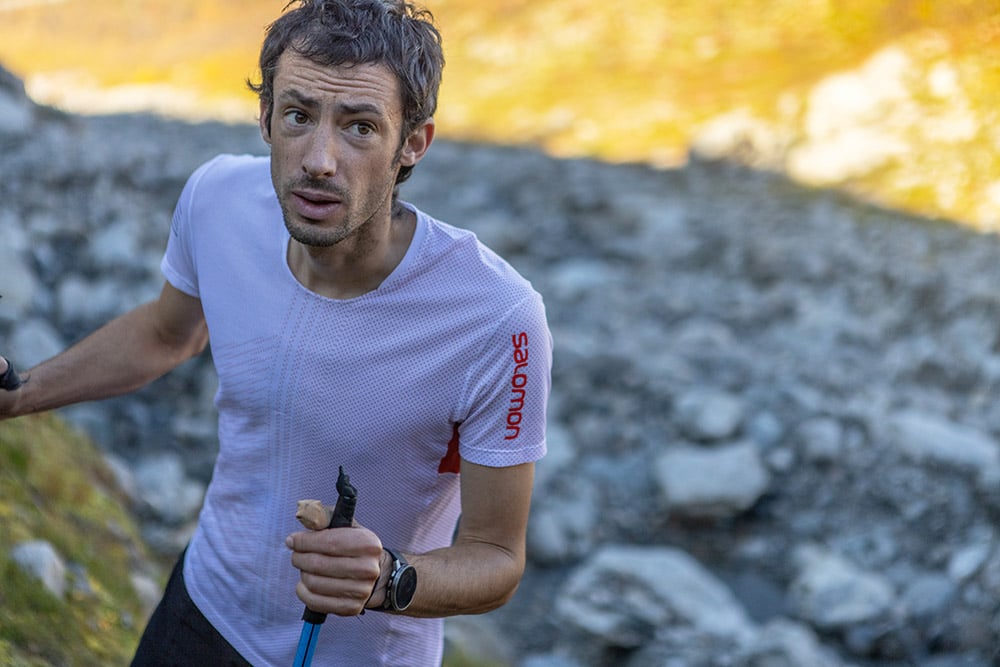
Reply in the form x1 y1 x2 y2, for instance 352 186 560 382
504 332 530 440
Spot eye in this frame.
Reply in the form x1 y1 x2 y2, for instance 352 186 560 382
350 121 377 137
283 109 309 127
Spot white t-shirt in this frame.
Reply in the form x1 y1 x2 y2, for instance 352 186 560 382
160 154 552 666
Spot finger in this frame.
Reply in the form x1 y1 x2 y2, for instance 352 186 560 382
295 580 369 617
287 529 348 554
290 549 350 575
299 566 377 597
290 548 380 581
286 524 380 555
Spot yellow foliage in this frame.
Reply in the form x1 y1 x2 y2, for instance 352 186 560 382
0 0 998 225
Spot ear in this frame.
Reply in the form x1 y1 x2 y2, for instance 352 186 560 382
398 119 435 167
259 98 272 145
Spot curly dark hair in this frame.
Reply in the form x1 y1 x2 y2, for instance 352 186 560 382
248 0 444 185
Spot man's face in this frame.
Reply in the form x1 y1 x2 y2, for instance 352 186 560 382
262 51 415 247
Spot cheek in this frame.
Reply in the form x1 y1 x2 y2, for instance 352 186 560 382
269 155 287 191
269 146 298 179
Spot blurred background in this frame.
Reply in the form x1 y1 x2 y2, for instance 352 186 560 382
4 3 1000 666
1 0 998 228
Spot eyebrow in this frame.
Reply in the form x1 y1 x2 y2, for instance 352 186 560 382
336 101 385 117
278 89 387 118
278 88 320 109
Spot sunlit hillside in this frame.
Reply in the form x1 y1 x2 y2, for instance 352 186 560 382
1 0 999 228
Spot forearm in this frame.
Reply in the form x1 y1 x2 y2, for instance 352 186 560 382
400 540 525 617
368 461 534 618
11 300 207 417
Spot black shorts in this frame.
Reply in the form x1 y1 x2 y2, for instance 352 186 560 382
131 550 252 667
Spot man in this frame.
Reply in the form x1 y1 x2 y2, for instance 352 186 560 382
0 1 552 664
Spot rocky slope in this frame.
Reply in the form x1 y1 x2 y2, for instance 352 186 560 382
0 414 155 667
3 66 1000 666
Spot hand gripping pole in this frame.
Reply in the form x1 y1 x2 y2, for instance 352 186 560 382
292 466 358 667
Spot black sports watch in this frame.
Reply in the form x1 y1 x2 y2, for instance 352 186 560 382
381 548 417 612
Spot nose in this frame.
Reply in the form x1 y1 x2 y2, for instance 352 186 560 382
301 125 337 178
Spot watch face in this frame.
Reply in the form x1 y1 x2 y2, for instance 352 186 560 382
392 566 418 609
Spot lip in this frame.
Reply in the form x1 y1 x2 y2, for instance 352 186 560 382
290 189 343 220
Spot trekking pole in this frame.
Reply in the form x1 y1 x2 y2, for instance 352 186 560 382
0 356 23 391
293 466 358 667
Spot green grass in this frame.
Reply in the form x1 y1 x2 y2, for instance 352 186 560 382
0 415 153 667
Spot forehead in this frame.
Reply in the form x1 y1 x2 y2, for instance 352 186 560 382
272 50 402 115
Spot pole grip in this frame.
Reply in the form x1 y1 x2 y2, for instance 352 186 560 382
328 466 357 528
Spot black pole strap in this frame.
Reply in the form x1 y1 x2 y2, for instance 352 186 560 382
0 357 23 391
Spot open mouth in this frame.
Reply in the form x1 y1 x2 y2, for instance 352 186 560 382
290 190 342 219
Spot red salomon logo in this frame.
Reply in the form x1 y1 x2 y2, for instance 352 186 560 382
505 332 529 440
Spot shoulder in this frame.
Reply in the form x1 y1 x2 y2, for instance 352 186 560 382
172 154 276 241
414 207 537 298
188 154 270 191
178 154 274 220
405 207 550 348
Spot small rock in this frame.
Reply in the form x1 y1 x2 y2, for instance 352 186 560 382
88 219 145 269
9 318 64 368
790 543 895 630
675 388 746 442
133 453 205 525
56 275 126 324
0 245 38 323
555 545 755 647
654 441 770 518
534 418 575 491
527 479 598 565
885 410 999 471
520 653 582 667
947 533 994 582
796 416 845 464
11 540 67 599
900 572 956 622
130 571 164 618
739 618 847 667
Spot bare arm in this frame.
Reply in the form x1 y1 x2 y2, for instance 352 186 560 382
402 460 534 616
0 282 207 418
287 459 535 617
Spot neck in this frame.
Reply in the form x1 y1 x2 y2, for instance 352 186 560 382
288 205 416 300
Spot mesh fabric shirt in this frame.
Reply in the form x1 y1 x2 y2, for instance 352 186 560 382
160 154 552 666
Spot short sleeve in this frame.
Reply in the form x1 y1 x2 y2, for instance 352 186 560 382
160 156 224 297
457 292 553 467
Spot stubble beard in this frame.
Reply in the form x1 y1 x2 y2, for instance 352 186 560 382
282 207 350 247
279 160 403 249
278 178 352 247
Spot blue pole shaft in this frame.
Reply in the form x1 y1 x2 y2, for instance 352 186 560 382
293 619 322 667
